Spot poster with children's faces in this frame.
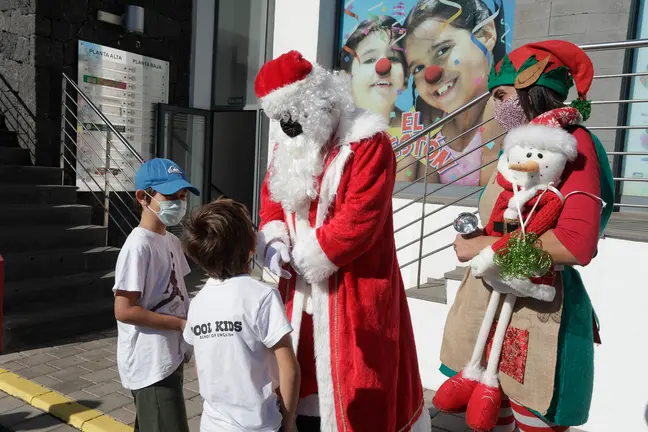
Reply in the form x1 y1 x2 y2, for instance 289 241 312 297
338 0 516 186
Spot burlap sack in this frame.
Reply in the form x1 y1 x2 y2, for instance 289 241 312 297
439 170 563 414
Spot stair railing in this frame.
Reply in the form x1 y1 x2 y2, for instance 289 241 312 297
394 38 648 290
59 74 278 284
60 73 145 244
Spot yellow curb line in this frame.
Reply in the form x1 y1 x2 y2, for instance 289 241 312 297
0 368 133 432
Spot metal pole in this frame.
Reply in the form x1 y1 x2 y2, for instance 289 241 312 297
415 140 431 289
104 130 112 245
60 76 68 185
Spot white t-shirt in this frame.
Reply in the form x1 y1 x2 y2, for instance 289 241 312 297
183 275 292 432
113 227 191 390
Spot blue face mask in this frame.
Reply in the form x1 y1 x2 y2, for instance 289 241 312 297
150 199 187 226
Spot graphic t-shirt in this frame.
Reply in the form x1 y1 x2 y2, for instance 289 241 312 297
113 227 191 390
183 276 292 432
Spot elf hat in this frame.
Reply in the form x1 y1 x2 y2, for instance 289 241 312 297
503 107 579 162
255 50 321 116
488 40 594 120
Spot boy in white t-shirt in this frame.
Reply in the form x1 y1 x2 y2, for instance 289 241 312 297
181 199 300 432
113 158 200 432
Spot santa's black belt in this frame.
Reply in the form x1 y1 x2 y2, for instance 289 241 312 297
493 221 520 234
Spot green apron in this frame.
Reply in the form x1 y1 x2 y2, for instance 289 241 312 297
441 126 614 425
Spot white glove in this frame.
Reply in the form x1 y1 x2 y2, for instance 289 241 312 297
470 247 495 277
266 241 292 279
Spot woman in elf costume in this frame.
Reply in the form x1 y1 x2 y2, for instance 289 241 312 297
435 40 614 432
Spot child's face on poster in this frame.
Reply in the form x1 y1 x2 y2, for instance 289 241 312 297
350 31 406 115
405 18 496 115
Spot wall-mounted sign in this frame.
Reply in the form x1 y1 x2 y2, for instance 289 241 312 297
76 40 170 192
337 0 516 186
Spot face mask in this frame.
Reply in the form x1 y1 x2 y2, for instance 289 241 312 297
494 95 528 131
150 199 187 226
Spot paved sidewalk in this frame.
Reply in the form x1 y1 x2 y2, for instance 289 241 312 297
0 269 474 431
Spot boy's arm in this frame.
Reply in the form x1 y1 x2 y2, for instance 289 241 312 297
256 289 298 431
272 334 300 432
114 291 186 331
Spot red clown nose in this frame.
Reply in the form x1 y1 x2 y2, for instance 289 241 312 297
375 58 392 75
425 65 444 84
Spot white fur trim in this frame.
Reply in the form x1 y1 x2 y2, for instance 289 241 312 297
291 278 305 355
334 108 388 147
257 220 290 261
480 371 501 388
463 363 485 381
292 228 338 285
317 145 353 227
311 277 337 431
471 247 495 277
506 278 556 302
409 404 432 432
504 124 578 162
259 65 326 114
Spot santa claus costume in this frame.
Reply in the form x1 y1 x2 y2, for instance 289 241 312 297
255 51 429 432
436 40 614 431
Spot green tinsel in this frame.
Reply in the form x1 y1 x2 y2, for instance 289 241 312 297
493 231 553 280
570 98 592 121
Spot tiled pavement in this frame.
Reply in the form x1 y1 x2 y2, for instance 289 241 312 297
0 269 474 432
0 330 474 432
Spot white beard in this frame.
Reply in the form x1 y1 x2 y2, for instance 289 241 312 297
268 132 328 213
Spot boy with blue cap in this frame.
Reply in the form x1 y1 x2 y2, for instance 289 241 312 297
113 158 200 432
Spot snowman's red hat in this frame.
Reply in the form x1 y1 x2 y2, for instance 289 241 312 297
254 50 323 115
503 107 579 162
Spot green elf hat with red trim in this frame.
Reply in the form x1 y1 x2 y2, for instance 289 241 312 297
488 40 594 120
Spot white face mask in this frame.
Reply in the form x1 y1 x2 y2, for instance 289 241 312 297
149 199 187 226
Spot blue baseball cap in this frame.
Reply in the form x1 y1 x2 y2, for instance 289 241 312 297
135 158 200 196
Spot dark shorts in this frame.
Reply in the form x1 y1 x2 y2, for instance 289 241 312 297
131 364 190 432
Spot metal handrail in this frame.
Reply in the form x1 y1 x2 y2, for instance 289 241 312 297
392 38 648 168
62 73 144 164
395 38 648 287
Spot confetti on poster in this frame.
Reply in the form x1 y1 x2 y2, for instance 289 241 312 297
438 0 463 33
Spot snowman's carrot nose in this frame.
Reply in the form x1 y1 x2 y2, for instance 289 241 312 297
509 160 540 173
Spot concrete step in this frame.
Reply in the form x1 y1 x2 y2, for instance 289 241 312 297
0 130 19 147
0 165 62 185
406 278 447 304
2 297 115 353
3 270 115 310
2 247 119 282
1 184 77 206
0 225 106 253
0 204 92 226
0 146 29 165
444 266 468 281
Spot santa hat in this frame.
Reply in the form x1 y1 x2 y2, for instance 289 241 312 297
255 50 320 115
503 107 578 162
488 40 594 120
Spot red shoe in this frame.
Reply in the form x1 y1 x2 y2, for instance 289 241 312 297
432 369 480 413
466 379 502 432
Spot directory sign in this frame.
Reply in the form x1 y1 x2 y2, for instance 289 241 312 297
76 40 169 192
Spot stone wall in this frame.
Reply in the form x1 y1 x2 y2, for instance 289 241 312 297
0 0 37 160
512 0 634 154
0 0 192 166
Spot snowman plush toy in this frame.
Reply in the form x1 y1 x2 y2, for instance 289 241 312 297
433 106 606 431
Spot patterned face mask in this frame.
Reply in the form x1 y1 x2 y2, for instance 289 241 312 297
494 94 528 131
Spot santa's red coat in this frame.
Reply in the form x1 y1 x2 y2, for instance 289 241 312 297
258 110 427 432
